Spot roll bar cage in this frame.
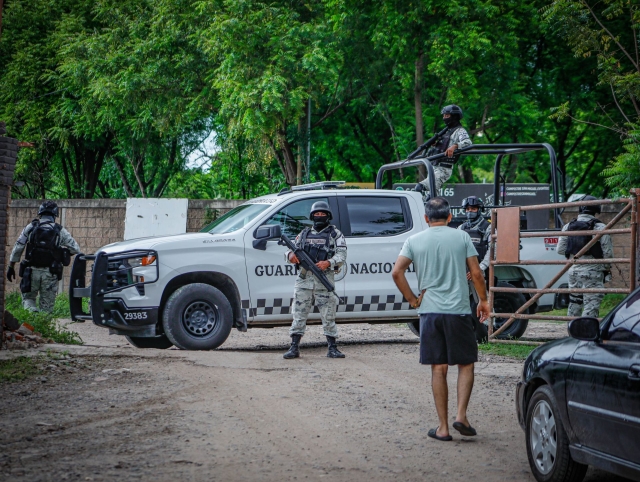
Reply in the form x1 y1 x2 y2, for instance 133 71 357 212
375 143 563 228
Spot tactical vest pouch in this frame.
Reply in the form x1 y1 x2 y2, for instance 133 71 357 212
20 267 32 294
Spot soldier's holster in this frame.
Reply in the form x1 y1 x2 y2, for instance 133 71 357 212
20 267 32 294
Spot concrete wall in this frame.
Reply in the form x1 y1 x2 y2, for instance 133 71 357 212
5 198 637 295
6 199 244 293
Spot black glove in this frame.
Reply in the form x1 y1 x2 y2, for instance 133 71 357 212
414 183 425 193
7 266 15 282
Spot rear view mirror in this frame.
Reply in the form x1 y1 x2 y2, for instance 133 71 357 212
568 317 600 341
253 225 282 250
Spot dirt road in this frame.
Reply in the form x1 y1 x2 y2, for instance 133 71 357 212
0 323 628 481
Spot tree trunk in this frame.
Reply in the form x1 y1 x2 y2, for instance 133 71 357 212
415 52 426 181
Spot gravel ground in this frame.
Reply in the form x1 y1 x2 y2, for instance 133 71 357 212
0 321 629 482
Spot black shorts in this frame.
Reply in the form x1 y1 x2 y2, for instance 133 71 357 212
419 313 478 365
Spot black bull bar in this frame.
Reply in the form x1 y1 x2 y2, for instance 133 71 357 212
69 250 159 335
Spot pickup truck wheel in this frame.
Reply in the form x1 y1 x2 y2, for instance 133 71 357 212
407 320 420 336
162 283 233 350
492 282 529 339
125 335 173 349
526 385 587 482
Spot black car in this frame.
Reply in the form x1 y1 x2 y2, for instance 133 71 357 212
516 288 640 482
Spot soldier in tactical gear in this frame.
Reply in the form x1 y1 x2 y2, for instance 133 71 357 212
283 201 347 359
416 104 472 195
457 196 491 277
7 201 80 312
557 195 613 318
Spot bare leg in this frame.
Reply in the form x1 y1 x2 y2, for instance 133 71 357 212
431 364 449 437
455 363 475 426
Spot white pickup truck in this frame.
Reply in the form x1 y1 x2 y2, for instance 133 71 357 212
69 180 569 350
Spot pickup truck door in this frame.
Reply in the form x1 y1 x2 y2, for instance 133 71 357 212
244 195 343 322
566 290 640 463
336 194 420 320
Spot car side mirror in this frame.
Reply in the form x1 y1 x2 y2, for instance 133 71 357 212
568 317 600 341
253 225 282 250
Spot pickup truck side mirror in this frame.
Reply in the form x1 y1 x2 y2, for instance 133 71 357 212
568 317 600 341
253 224 282 250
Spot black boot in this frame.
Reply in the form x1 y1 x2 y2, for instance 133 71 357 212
283 334 302 359
326 336 345 358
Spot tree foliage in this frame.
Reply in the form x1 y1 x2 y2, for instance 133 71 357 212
0 0 637 199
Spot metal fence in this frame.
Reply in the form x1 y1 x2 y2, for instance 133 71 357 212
487 191 638 344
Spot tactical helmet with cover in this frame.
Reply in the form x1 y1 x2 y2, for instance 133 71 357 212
577 194 601 215
38 200 59 218
309 201 333 220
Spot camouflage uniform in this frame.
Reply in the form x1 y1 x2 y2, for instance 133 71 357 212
10 215 81 312
419 126 472 194
557 214 613 318
457 217 492 272
286 226 347 338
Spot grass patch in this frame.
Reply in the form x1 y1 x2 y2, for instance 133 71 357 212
478 342 537 360
541 293 626 320
5 292 82 345
0 356 41 382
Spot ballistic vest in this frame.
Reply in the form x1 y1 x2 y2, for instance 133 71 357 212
460 218 490 261
565 218 603 259
299 226 337 263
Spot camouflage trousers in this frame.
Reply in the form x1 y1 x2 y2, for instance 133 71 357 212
289 286 339 338
419 166 453 194
22 268 58 313
567 269 605 318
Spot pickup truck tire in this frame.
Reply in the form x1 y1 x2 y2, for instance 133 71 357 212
125 335 173 349
162 283 233 350
492 282 529 339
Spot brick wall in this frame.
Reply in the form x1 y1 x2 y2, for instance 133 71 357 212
6 198 244 293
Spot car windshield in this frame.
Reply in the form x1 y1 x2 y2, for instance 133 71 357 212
200 204 271 234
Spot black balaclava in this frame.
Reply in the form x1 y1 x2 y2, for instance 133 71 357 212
313 214 330 231
444 114 461 128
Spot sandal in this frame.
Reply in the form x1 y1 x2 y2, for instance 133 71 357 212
428 428 452 441
452 421 477 436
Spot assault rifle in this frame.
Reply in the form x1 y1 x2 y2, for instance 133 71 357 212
278 233 341 303
406 126 449 160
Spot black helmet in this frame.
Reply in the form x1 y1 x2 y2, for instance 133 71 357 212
578 195 601 215
309 201 332 220
441 104 464 119
462 196 484 212
38 200 59 217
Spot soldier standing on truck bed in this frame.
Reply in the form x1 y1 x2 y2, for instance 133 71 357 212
416 104 472 195
557 195 613 318
6 201 80 313
283 201 348 359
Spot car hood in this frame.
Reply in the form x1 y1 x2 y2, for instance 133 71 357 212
97 232 238 254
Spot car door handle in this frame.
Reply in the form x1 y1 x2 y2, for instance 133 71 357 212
629 365 640 381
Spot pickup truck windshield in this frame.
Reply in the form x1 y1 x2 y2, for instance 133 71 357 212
200 204 271 234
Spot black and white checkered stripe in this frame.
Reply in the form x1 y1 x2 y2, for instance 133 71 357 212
242 294 411 317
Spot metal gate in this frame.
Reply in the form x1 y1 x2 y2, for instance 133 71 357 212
487 190 639 344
